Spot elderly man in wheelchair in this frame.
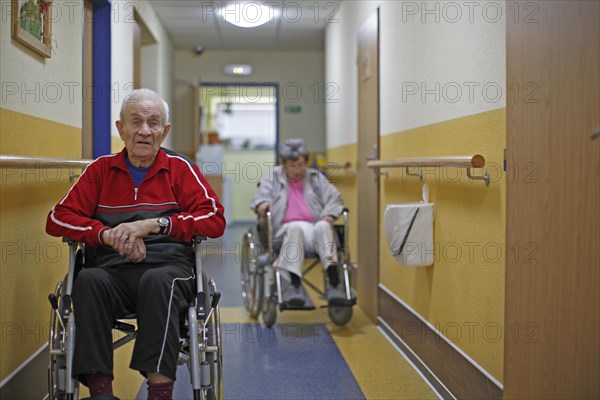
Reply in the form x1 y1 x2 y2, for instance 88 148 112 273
45 89 225 400
245 138 356 326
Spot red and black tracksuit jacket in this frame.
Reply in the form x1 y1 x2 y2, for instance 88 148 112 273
46 148 226 268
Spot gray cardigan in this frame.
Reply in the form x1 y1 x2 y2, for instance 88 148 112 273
250 166 344 233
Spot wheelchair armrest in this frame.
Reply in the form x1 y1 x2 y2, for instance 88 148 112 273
193 236 207 245
62 237 78 245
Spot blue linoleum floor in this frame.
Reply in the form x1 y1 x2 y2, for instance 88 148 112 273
135 223 365 399
136 322 364 400
221 322 364 400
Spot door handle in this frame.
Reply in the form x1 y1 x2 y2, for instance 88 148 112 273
590 127 600 140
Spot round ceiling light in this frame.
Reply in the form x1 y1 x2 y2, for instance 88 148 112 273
220 2 279 28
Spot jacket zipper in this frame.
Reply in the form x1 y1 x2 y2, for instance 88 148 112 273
132 165 164 201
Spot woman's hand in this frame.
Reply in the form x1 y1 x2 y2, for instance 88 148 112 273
257 202 271 217
321 215 335 225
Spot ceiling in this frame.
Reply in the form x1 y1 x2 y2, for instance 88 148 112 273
148 1 341 52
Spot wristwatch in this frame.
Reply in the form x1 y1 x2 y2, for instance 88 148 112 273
157 217 170 235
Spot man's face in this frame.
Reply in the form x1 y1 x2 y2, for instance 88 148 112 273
116 97 170 165
283 157 307 181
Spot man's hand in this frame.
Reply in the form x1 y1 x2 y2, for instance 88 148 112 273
123 237 147 263
257 202 271 217
101 219 158 263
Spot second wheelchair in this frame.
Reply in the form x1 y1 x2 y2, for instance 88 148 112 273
240 209 357 327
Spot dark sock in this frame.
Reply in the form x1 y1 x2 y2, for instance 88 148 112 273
86 373 113 397
290 273 301 288
327 265 340 287
147 381 174 400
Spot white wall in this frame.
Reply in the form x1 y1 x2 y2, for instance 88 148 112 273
136 0 174 126
110 0 174 149
325 1 379 148
0 0 83 129
175 50 325 153
325 0 506 146
379 1 506 135
111 1 135 147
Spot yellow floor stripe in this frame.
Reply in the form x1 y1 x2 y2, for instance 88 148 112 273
332 309 438 400
221 306 437 400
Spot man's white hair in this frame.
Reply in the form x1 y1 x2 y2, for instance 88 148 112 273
120 88 170 124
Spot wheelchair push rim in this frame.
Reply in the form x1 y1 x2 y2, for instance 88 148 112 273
48 278 79 400
240 231 264 318
209 278 224 400
189 276 223 400
48 280 63 399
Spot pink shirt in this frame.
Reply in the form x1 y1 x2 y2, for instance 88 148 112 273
282 179 315 224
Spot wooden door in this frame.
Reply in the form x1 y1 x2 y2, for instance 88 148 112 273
505 1 599 398
172 82 199 159
356 10 380 323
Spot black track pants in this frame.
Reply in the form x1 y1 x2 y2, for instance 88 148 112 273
71 262 196 383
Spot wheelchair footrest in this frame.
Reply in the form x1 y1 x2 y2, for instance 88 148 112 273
320 297 357 308
279 294 316 311
280 303 317 311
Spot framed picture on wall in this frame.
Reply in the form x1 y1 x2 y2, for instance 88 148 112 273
11 0 53 58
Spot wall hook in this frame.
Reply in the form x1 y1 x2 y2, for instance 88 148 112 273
405 166 423 181
466 168 489 185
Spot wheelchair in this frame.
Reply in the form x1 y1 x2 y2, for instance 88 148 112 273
47 236 223 400
240 209 356 327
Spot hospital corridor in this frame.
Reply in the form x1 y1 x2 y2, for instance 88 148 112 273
1 1 598 399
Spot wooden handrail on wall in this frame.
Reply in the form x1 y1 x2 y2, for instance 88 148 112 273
0 155 93 181
0 155 93 169
320 161 355 176
366 155 485 169
367 155 489 185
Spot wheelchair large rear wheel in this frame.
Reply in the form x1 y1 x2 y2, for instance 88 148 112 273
189 274 223 400
48 280 64 400
241 231 263 318
48 277 79 400
207 279 223 400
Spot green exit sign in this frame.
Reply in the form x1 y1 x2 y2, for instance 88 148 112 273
285 105 302 114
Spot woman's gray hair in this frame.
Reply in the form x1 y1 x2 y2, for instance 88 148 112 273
280 138 309 161
120 88 170 124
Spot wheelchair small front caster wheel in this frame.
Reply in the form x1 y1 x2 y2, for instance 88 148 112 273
328 306 352 326
262 298 277 327
206 387 217 400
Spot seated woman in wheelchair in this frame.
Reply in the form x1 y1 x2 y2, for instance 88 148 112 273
250 138 346 307
45 89 225 400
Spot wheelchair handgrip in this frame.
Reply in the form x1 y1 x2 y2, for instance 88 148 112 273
211 291 221 308
196 292 207 319
48 294 59 310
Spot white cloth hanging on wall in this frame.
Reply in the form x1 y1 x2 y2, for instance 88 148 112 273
384 184 435 267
